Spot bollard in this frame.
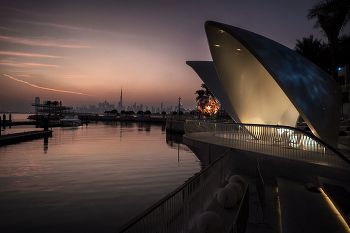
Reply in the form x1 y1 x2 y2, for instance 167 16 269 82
9 113 11 122
43 116 48 131
3 114 6 123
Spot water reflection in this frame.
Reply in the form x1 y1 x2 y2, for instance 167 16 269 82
0 122 201 233
166 131 203 168
166 131 191 152
43 137 48 154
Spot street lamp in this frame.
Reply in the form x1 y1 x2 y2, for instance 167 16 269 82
178 97 181 120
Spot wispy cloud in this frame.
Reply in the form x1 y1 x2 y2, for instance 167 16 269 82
0 51 64 58
16 20 129 37
0 35 90 48
62 74 88 79
0 60 60 68
5 69 43 73
0 27 11 30
3 74 96 96
22 21 90 31
24 63 60 67
1 7 53 17
17 74 31 77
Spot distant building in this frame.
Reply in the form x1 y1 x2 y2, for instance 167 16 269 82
117 88 124 112
35 97 40 113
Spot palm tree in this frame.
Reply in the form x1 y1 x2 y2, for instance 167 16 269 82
339 33 350 65
294 35 330 74
195 89 206 101
52 101 59 114
137 110 144 116
307 0 350 82
45 100 51 113
195 83 214 101
201 83 213 97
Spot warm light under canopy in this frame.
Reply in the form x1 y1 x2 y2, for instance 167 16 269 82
188 21 341 147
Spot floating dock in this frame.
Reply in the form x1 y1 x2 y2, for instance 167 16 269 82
0 130 52 146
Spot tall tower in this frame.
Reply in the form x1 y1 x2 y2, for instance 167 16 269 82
120 88 123 106
117 88 124 111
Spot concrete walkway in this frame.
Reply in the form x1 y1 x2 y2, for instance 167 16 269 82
190 177 281 233
277 177 349 233
184 128 350 233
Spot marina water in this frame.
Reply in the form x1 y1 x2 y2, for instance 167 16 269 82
0 114 202 232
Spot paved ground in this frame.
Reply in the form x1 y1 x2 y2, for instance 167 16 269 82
187 128 350 233
190 177 281 233
277 177 349 233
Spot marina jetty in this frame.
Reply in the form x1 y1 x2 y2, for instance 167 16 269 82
86 115 167 123
0 117 52 146
0 130 52 146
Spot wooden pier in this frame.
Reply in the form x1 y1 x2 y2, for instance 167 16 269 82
0 130 52 146
1 121 41 126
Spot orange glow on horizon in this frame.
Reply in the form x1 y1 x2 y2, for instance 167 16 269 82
3 74 97 97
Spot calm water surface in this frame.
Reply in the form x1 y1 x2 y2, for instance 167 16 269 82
0 114 202 232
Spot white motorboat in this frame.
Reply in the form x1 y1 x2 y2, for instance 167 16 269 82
60 115 82 126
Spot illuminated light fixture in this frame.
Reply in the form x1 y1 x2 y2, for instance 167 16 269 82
197 96 220 117
214 44 220 47
236 48 241 51
320 189 350 232
186 61 241 123
338 67 342 71
219 30 224 33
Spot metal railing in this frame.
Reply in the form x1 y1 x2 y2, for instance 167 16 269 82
184 120 350 169
117 149 232 233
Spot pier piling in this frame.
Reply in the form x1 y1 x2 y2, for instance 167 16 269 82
43 117 48 131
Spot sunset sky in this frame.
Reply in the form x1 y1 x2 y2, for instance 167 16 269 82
1 0 349 112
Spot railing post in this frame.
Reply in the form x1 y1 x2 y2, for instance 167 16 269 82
200 173 204 213
183 188 189 232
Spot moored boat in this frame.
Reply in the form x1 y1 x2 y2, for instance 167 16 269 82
60 115 82 126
